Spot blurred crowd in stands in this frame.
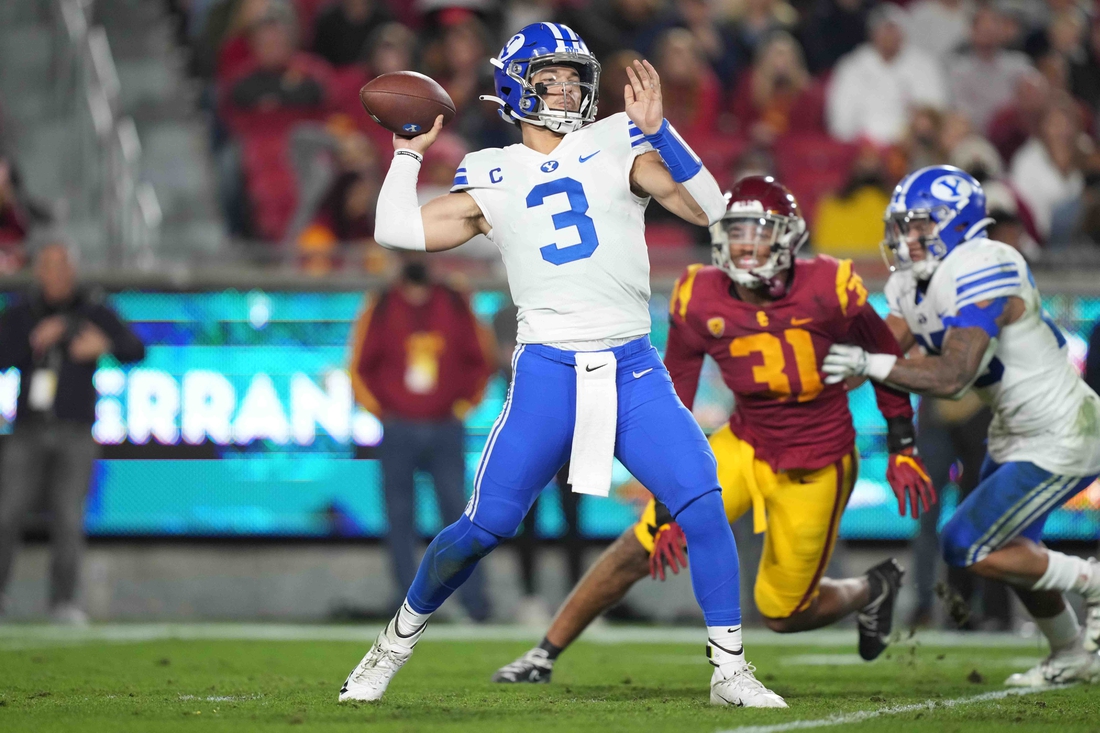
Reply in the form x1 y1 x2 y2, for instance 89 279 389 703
5 0 1100 273
167 0 1100 269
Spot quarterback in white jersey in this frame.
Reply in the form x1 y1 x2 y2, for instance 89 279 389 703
339 22 785 709
449 112 655 344
823 165 1100 688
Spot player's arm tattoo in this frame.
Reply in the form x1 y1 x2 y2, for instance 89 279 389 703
884 325 991 398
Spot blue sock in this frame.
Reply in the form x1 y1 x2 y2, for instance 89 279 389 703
675 490 742 626
405 514 502 614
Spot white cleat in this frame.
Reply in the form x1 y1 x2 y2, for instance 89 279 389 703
339 618 423 702
1086 603 1100 653
1081 558 1100 652
710 663 788 708
1004 646 1100 687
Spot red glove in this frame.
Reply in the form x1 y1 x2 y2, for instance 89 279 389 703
650 522 688 581
886 449 936 519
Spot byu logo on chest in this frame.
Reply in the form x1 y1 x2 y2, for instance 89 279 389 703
541 160 559 173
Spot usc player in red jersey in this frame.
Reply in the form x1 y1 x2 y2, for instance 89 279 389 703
492 176 937 685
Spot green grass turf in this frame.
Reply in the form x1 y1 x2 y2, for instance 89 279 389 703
0 633 1094 732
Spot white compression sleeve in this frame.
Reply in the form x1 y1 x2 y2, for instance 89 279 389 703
682 165 727 225
374 150 427 251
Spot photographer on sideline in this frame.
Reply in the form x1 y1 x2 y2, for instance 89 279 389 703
0 236 145 623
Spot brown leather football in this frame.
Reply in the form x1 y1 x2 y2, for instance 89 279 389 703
359 71 457 137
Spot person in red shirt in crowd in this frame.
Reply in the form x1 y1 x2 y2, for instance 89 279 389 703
988 68 1053 166
652 27 721 147
221 4 332 129
218 2 333 241
296 130 381 273
213 0 275 83
493 177 934 683
730 31 826 147
329 22 418 160
349 256 495 621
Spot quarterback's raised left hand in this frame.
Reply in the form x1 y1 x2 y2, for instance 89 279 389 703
624 59 663 135
886 450 936 519
822 344 897 385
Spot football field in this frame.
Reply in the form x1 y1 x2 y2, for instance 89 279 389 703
0 624 1093 732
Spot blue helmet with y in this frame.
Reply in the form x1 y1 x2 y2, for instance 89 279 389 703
479 23 601 134
882 165 994 280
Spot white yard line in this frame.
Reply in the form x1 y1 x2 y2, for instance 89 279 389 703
718 685 1066 733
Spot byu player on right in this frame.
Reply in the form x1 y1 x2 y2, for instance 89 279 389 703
822 165 1100 687
339 23 784 707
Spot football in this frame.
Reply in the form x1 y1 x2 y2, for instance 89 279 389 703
359 71 457 137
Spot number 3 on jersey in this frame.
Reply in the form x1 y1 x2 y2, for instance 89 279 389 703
729 328 823 402
526 177 600 265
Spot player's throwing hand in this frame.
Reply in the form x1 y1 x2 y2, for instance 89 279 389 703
624 59 663 136
393 114 444 156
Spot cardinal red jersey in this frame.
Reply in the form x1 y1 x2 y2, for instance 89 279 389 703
665 257 912 473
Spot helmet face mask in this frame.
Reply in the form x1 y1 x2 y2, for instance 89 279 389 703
523 61 599 133
710 178 807 293
483 24 601 134
881 210 946 280
882 165 994 280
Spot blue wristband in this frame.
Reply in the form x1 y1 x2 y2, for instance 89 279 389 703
644 119 702 183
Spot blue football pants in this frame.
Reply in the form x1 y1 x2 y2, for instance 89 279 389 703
405 336 742 626
941 456 1098 567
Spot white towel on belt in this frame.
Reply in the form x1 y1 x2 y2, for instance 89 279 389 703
568 351 618 497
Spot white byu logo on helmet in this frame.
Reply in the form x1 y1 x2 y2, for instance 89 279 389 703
930 175 972 206
501 34 525 60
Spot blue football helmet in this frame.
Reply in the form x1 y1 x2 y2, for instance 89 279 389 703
882 165 994 279
479 23 600 134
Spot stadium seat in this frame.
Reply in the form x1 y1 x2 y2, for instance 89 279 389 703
774 133 858 225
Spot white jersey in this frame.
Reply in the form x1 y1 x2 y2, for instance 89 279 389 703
885 238 1100 476
451 112 655 344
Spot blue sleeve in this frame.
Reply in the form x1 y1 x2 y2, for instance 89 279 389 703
941 297 1007 339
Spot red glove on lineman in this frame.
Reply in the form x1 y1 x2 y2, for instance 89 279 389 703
649 522 688 581
886 449 936 519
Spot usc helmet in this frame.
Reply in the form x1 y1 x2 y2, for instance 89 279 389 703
711 176 807 294
480 23 601 134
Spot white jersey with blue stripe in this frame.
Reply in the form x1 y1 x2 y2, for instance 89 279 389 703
450 112 656 344
885 237 1100 476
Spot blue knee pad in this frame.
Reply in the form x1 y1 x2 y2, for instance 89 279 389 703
406 515 503 614
675 490 742 626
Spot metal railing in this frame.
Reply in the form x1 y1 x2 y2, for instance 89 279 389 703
51 0 162 267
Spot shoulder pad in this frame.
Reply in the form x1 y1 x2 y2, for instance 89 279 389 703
450 149 507 193
831 258 868 316
947 239 1028 308
670 263 708 321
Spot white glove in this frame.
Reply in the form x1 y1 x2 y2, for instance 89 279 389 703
822 344 897 385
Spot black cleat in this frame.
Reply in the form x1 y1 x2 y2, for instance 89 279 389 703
491 648 554 683
857 558 904 661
